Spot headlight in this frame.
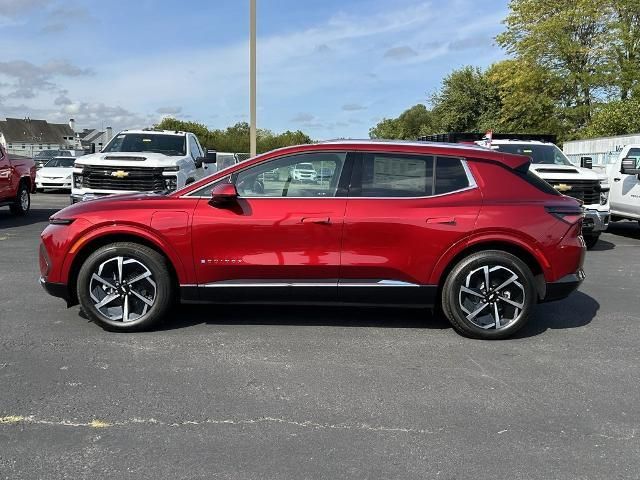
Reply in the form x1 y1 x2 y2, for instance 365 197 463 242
163 175 177 191
74 174 84 188
599 180 610 205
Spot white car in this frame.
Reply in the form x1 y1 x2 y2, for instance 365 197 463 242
71 129 206 203
36 156 75 191
291 163 318 183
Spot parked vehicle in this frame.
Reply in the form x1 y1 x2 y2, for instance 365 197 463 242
35 157 75 192
563 138 640 226
40 140 585 339
201 151 250 177
70 129 206 204
421 133 610 249
0 145 36 215
291 163 318 183
33 149 74 169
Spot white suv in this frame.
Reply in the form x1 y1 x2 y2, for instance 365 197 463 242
71 129 206 203
291 163 318 183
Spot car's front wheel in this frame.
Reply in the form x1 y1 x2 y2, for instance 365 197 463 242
77 242 175 332
583 233 600 249
9 182 30 215
441 250 536 339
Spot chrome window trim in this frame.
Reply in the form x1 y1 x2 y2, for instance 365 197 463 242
180 158 477 200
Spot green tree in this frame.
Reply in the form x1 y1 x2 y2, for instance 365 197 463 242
369 104 436 139
581 98 640 136
497 0 607 129
430 66 501 132
606 0 640 100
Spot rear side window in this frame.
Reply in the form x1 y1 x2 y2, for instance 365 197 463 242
434 157 470 195
360 153 433 197
357 153 470 197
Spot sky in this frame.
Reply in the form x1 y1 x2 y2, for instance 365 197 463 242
0 0 509 139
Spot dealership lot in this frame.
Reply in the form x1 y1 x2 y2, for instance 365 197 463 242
1 192 639 479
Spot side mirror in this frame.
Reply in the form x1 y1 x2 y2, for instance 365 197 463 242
580 156 593 169
621 157 640 175
210 182 238 206
202 150 217 164
194 157 204 169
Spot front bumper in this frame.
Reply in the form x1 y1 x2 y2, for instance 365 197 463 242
40 276 70 303
37 180 72 189
542 270 586 303
583 209 609 234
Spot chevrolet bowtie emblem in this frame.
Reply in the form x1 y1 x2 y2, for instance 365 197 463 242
110 170 129 178
554 183 572 192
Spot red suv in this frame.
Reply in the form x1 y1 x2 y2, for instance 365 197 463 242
40 141 585 339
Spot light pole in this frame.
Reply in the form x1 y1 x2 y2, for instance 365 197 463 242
250 0 257 157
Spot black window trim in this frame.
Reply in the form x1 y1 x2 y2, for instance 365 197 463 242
348 151 477 199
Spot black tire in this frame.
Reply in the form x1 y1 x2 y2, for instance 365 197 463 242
76 242 175 332
441 250 536 340
584 234 600 249
9 182 30 216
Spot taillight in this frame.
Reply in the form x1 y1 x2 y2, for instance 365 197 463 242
545 205 584 225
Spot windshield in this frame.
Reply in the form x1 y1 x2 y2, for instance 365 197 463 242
493 143 573 166
35 151 58 159
103 133 186 156
44 158 75 168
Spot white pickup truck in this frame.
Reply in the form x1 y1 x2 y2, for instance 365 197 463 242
592 145 640 226
71 129 208 203
482 139 610 249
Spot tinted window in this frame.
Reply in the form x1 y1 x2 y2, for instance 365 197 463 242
626 148 640 168
434 157 470 195
103 134 186 156
236 152 346 198
361 153 433 197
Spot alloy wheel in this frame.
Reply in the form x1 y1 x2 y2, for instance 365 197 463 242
458 265 526 330
20 189 29 211
89 256 157 323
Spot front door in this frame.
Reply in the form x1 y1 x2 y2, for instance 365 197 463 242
191 151 352 302
611 148 640 218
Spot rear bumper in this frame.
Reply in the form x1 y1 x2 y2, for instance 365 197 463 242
583 209 609 234
542 270 585 303
40 277 70 303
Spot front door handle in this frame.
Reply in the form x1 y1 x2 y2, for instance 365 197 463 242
426 217 456 225
301 217 331 225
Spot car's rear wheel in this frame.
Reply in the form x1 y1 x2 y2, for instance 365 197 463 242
77 242 175 332
9 182 30 216
441 250 536 339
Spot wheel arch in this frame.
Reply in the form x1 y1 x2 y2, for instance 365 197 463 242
64 231 183 307
432 238 549 302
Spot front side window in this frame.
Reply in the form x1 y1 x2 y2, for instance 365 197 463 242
103 134 186 156
236 152 347 198
626 148 640 169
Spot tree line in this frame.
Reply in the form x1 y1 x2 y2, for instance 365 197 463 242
370 0 640 142
155 117 311 154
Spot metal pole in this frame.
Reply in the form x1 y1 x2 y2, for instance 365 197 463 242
250 0 257 157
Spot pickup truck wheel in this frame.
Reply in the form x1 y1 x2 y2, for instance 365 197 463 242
9 182 30 216
77 242 175 332
441 250 536 340
584 233 600 249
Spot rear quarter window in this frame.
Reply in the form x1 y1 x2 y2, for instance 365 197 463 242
434 157 470 195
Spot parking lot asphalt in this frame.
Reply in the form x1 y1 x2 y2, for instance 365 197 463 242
1 192 639 479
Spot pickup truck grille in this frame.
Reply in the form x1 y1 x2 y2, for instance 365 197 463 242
83 166 165 191
548 179 600 205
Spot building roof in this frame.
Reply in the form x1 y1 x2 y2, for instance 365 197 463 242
0 118 73 144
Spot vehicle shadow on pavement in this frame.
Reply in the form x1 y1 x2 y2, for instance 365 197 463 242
606 221 640 241
0 208 58 228
514 291 599 338
161 304 451 331
590 239 615 251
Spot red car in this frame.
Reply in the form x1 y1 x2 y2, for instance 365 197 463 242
0 145 36 215
40 141 585 339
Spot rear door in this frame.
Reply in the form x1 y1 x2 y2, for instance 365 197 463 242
339 152 481 304
611 148 640 217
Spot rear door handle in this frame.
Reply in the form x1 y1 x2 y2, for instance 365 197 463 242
301 217 331 225
426 217 456 225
